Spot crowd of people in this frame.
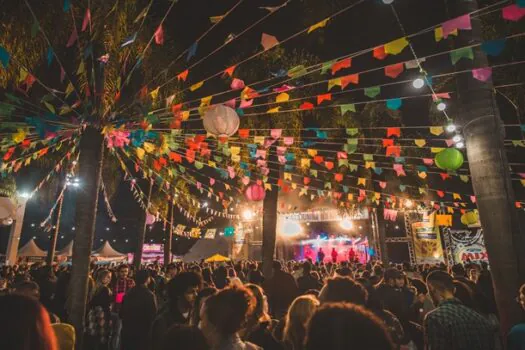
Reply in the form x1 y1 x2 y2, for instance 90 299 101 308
0 258 524 350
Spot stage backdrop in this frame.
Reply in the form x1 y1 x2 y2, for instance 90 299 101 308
446 227 488 264
411 213 445 264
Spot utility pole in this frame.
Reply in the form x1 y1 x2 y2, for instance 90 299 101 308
164 197 174 265
450 0 525 335
46 192 64 266
134 179 153 270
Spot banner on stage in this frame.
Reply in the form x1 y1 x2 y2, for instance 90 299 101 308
411 213 445 264
447 227 488 264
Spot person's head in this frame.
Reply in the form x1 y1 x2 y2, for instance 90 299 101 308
283 295 319 349
190 287 217 327
453 281 476 310
303 261 312 274
199 286 255 341
410 279 428 303
426 270 455 306
135 270 151 286
383 268 404 288
245 283 269 322
305 303 393 350
168 271 203 308
272 260 283 272
451 263 466 278
518 284 525 311
117 265 129 279
468 265 481 283
96 269 112 287
0 294 58 350
319 277 367 305
161 324 209 350
14 281 40 300
166 263 178 279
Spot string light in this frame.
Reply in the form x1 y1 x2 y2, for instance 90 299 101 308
339 218 354 230
404 199 414 208
412 78 425 89
456 142 465 149
382 0 394 4
437 102 447 111
446 123 457 133
452 135 462 143
242 209 254 220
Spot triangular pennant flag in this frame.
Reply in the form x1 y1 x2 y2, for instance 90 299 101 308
82 9 91 32
186 42 198 62
317 93 331 105
177 69 189 82
340 104 356 115
364 86 380 98
308 18 329 33
154 25 164 45
450 47 474 65
385 63 404 78
384 37 409 55
224 65 236 77
66 26 78 47
190 81 204 91
331 58 352 75
261 33 279 50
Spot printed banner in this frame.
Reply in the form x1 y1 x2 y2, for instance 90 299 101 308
447 227 488 263
412 213 445 264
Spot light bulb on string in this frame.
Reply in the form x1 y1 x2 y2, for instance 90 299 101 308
412 78 425 89
456 142 465 149
437 102 447 111
452 135 462 143
382 0 394 3
446 123 456 133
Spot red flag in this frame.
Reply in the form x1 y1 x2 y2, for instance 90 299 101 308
373 46 387 60
177 69 189 82
300 102 314 110
341 74 359 89
382 139 394 147
385 63 404 78
387 127 401 137
82 9 91 32
331 58 352 75
154 25 164 45
223 65 236 77
238 129 250 139
66 27 78 47
317 93 331 105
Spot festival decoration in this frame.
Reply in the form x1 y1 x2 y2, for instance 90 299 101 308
461 211 479 226
202 105 240 137
435 148 464 171
245 183 266 201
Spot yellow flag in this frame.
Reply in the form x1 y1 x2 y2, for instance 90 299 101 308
267 106 280 114
13 129 26 143
208 161 217 168
143 142 156 153
230 146 240 155
264 183 272 191
430 126 444 136
357 178 366 186
19 68 28 83
231 154 240 162
291 182 297 190
200 95 212 107
384 37 409 55
284 172 292 181
365 161 375 169
453 193 462 200
307 149 317 157
447 206 454 214
348 193 354 201
414 139 426 147
150 87 160 100
276 93 290 103
418 171 427 179
301 158 311 168
190 81 204 91
521 179 525 187
431 147 445 154
77 61 85 74
328 78 342 91
434 27 458 42
374 192 381 200
136 147 145 160
254 136 265 145
307 18 329 33
181 111 190 121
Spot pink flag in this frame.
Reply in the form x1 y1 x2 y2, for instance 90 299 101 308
271 129 282 139
230 78 245 90
60 67 66 82
393 164 406 176
210 178 215 186
283 137 294 145
261 33 279 50
256 149 267 159
154 25 164 45
502 5 525 22
423 158 434 166
242 176 250 185
224 99 236 109
432 93 451 102
273 84 295 92
227 166 235 179
276 146 286 155
82 9 91 32
379 181 387 189
66 27 78 47
445 139 455 147
278 155 286 164
239 99 253 108
472 67 492 82
442 14 472 38
470 196 476 203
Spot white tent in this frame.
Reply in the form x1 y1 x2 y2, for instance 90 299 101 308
18 239 47 257
57 240 74 257
92 241 125 258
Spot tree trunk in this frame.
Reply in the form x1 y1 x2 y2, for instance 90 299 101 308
69 126 105 349
134 180 153 271
164 199 174 265
451 0 525 335
46 193 63 266
375 207 389 266
262 148 279 279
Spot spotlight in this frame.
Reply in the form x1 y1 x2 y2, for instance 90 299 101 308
106 227 110 231
446 123 456 133
202 202 208 208
405 199 414 208
31 223 35 227
437 102 447 111
18 192 32 199
125 239 129 243
339 218 354 230
281 220 303 238
395 225 400 230
242 209 254 221
72 227 75 231
456 142 465 149
412 78 425 89
452 135 462 143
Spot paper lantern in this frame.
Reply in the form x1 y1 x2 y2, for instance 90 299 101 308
146 213 156 225
435 148 464 171
245 183 266 201
461 211 479 226
203 105 240 137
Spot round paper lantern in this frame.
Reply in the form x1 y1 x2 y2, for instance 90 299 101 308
203 105 240 137
245 183 266 202
146 213 156 225
461 211 479 226
435 148 464 171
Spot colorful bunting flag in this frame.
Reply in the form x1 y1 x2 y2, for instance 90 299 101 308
385 63 404 78
331 58 352 75
308 18 329 33
364 86 380 98
450 47 474 65
154 25 164 45
261 33 279 50
384 37 409 55
442 14 472 38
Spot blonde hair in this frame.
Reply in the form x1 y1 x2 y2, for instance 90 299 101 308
283 295 320 350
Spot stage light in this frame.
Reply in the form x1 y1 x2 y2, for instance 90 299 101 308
452 135 462 143
456 142 465 149
18 191 32 199
72 227 75 231
125 239 129 243
339 218 354 230
242 209 254 221
437 102 447 111
281 220 303 238
405 199 414 208
202 202 208 208
412 78 425 89
106 227 110 231
395 225 400 230
446 123 456 133
31 223 35 227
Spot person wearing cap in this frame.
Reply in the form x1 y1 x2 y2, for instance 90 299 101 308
120 270 158 350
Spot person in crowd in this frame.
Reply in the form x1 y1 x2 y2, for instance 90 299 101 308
199 286 261 350
52 323 75 350
450 263 476 291
318 276 367 305
120 270 158 350
316 249 325 263
335 261 352 277
262 261 299 318
213 265 230 289
282 295 319 350
152 271 203 350
243 283 283 350
161 324 210 350
0 294 58 350
348 247 356 263
331 248 338 263
112 264 135 307
190 287 218 327
409 278 432 325
507 283 525 350
14 280 41 299
85 269 113 350
305 303 394 350
424 270 496 350
297 262 322 294
202 267 215 288
247 262 264 285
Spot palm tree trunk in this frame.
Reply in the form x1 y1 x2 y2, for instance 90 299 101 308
451 0 525 335
262 148 280 279
46 193 63 266
164 198 174 265
134 180 153 270
69 126 105 349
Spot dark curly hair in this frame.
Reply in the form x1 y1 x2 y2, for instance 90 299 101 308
319 277 368 305
204 286 255 336
167 272 203 302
